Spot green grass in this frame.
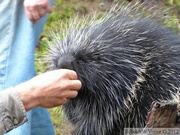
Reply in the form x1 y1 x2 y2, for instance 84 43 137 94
49 107 71 135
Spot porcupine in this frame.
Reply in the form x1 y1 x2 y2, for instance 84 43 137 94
47 3 180 135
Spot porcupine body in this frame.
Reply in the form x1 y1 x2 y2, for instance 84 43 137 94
47 3 180 135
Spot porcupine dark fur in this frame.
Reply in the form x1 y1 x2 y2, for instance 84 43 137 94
47 3 180 135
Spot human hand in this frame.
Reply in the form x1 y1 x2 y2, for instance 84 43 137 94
24 0 52 24
16 69 82 111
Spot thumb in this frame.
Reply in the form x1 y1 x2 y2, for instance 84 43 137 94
46 3 52 13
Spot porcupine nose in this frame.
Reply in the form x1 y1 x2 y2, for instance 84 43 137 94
57 55 74 70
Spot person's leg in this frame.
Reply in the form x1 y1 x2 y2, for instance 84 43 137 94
29 1 55 134
0 1 32 134
0 0 55 134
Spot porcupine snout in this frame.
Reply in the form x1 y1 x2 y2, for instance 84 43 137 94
56 54 74 70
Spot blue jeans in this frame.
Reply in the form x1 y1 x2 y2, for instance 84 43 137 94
0 0 55 134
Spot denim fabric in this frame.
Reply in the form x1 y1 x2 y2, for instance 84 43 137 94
0 0 55 134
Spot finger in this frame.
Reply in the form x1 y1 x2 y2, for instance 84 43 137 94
69 80 82 90
46 5 52 13
24 5 38 24
45 3 52 13
31 20 37 24
50 69 78 80
42 98 69 108
39 8 47 18
31 9 41 21
66 91 79 99
25 10 37 24
24 7 33 22
58 98 69 105
59 90 78 99
64 69 78 80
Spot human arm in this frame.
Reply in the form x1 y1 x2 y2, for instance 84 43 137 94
0 88 27 135
0 69 81 134
24 0 52 24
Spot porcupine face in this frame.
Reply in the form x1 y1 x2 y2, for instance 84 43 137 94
50 18 142 108
50 17 145 99
48 4 180 135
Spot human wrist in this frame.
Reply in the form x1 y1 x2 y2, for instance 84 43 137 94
15 81 40 111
